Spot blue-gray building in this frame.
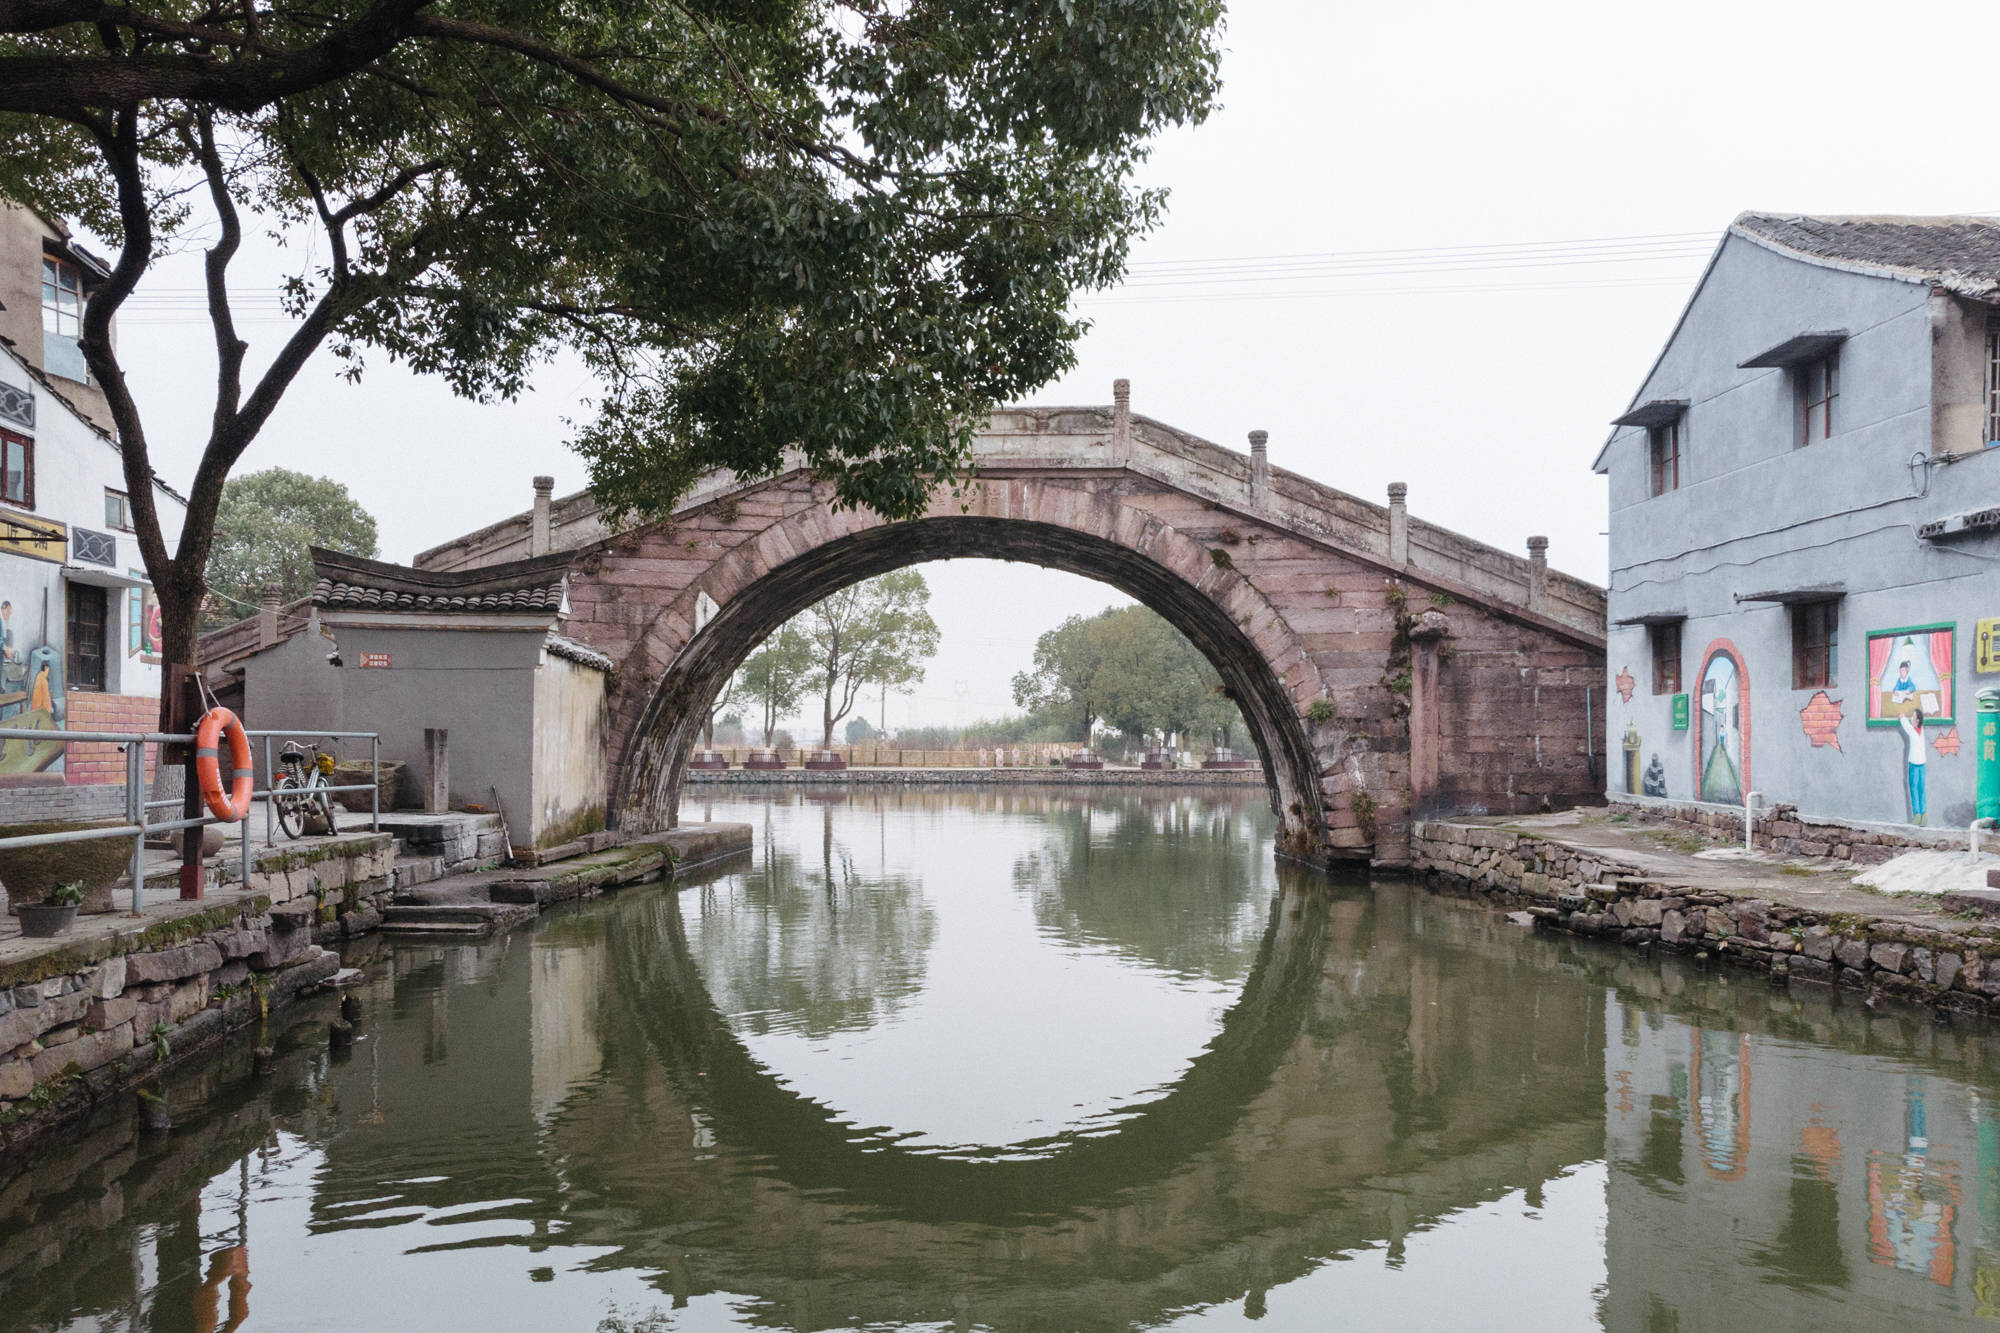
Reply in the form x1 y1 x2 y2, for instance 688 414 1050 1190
1597 213 2000 831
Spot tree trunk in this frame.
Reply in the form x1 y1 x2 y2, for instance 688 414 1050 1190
154 568 205 730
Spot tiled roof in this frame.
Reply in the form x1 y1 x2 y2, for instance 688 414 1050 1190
310 547 570 616
1732 213 2000 295
544 634 613 671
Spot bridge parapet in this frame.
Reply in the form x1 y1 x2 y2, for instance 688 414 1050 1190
412 394 1603 643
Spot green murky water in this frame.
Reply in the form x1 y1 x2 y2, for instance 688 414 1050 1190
4 787 1999 1330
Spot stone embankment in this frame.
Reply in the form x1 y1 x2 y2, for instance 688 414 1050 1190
687 766 1264 788
1413 818 2000 1018
0 818 750 1152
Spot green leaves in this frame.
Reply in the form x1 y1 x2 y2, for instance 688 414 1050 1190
1013 604 1243 746
201 468 379 630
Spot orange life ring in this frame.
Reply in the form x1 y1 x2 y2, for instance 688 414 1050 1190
194 707 254 821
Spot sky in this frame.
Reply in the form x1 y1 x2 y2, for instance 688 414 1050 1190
109 0 2000 730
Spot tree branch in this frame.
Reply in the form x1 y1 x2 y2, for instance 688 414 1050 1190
187 109 248 434
78 106 173 584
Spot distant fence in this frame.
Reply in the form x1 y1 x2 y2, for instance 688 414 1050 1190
699 743 1089 768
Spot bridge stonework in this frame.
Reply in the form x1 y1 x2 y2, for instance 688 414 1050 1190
416 401 1606 864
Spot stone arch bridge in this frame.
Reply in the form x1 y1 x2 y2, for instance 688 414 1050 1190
414 386 1606 863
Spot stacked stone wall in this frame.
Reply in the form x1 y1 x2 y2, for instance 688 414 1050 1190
1412 819 2000 1018
0 833 396 1151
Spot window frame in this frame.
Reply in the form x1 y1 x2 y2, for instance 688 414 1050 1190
1649 621 1682 696
1798 354 1838 445
104 489 134 532
0 429 32 510
66 582 107 692
1791 600 1840 690
1648 418 1682 497
41 255 81 340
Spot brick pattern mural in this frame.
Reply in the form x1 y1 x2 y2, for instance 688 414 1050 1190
62 691 160 787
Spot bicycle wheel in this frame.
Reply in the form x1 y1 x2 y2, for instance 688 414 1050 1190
274 774 309 839
307 773 337 833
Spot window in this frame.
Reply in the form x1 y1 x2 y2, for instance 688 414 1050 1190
1648 419 1681 496
104 489 133 532
66 583 106 691
1799 354 1838 445
41 256 80 339
1650 622 1682 695
0 430 30 508
1792 600 1839 689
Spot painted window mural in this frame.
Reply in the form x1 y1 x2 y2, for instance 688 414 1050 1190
0 583 65 775
1867 624 1954 727
1698 647 1744 804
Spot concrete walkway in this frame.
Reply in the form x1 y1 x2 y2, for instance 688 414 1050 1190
1480 809 2000 926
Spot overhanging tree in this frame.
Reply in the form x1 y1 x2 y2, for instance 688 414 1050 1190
0 1 1224 719
795 568 938 748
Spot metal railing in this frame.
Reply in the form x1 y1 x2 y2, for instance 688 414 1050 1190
0 725 380 916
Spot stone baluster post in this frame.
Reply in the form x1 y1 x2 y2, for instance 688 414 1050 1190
1408 610 1451 812
1249 430 1269 504
1388 482 1409 565
1527 536 1549 615
530 475 555 557
257 581 282 649
1112 378 1131 461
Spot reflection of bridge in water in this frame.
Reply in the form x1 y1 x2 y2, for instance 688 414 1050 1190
297 857 1612 1331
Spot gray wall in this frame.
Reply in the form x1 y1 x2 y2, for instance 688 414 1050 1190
1602 234 2000 827
244 615 544 831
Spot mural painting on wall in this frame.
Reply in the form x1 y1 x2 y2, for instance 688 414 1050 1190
1642 754 1668 797
1800 690 1844 750
1868 624 1955 726
1698 648 1744 804
1622 723 1643 793
1615 666 1635 702
1870 625 1954 826
0 589 65 776
127 571 162 660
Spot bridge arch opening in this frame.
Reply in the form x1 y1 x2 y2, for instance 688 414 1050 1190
609 514 1333 859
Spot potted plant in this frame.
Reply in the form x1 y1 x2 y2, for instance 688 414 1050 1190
19 881 83 937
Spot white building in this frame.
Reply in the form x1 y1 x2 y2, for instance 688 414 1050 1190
0 208 186 809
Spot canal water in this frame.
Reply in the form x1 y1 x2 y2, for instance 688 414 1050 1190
4 788 1999 1330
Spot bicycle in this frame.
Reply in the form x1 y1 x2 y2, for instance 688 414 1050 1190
273 740 338 839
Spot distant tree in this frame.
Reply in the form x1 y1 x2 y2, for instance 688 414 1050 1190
1012 605 1242 747
845 716 876 745
703 674 739 749
1012 612 1112 741
1094 609 1240 745
737 627 814 746
712 713 747 747
796 571 940 749
200 468 377 631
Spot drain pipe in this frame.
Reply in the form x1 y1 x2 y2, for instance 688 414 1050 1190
1743 791 1763 853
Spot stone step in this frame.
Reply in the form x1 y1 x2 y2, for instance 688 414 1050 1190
394 856 449 888
378 902 536 935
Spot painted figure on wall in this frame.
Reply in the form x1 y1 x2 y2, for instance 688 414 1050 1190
1700 651 1743 804
0 585 65 773
1623 722 1643 793
1899 704 1929 825
1868 625 1954 727
1643 754 1668 797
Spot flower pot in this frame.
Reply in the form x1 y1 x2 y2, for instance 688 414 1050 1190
17 902 77 937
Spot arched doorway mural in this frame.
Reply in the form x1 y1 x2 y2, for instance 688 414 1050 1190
1695 639 1750 804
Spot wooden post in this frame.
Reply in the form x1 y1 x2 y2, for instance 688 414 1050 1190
424 728 449 813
